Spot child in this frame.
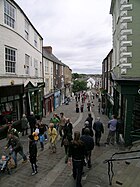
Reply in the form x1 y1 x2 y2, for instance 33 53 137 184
0 155 7 171
28 135 38 176
32 124 39 143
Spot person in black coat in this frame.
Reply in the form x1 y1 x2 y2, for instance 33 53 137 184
80 128 94 168
82 121 94 137
28 112 37 135
85 113 93 128
61 118 73 163
93 117 104 146
68 131 87 187
28 135 38 175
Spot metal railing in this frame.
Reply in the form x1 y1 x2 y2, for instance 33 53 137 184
103 149 140 185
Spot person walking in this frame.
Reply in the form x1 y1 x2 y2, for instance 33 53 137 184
116 117 124 144
28 135 38 175
87 101 91 112
93 117 104 146
21 114 28 136
5 133 27 168
80 128 94 168
85 113 93 129
68 131 87 187
48 123 58 153
59 112 66 138
38 122 45 151
82 121 94 137
50 113 60 130
105 115 118 145
76 102 79 113
28 112 37 135
61 118 73 163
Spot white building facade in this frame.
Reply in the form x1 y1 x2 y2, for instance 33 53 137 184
0 0 44 123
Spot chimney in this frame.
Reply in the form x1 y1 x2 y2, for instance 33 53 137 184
43 46 52 54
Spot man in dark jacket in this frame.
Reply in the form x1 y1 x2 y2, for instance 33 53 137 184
85 113 93 128
82 121 94 137
93 117 104 146
28 135 38 175
80 128 94 168
6 133 27 167
28 112 36 135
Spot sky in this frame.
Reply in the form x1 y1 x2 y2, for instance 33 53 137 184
16 0 112 74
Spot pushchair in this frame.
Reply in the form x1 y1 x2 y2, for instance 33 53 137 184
0 149 15 175
0 155 11 175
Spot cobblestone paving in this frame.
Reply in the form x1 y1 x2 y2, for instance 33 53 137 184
0 91 127 187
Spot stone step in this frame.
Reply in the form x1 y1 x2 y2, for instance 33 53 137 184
113 159 140 187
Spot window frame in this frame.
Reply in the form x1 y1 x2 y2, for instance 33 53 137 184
25 19 29 40
4 0 16 29
5 46 16 73
25 54 30 75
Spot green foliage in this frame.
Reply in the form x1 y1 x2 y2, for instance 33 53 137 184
72 80 87 93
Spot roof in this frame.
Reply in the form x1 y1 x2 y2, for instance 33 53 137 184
42 48 62 65
12 0 43 39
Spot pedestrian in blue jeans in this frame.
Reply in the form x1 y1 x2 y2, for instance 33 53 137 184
5 133 27 168
68 131 87 187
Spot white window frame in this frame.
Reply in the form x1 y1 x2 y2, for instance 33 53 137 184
5 46 16 73
34 59 38 77
45 59 49 73
25 19 29 40
45 78 49 93
4 0 15 29
34 32 38 47
25 54 30 75
56 64 58 75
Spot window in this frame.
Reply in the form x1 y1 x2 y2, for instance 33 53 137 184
25 20 29 40
56 64 58 75
4 0 15 28
34 59 38 77
45 59 49 73
34 32 37 47
5 47 16 73
25 54 30 75
45 78 49 93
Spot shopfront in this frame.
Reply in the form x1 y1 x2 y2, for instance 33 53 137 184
0 84 24 139
24 82 44 120
43 93 54 116
54 89 61 110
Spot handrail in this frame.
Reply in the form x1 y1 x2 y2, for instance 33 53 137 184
103 149 140 185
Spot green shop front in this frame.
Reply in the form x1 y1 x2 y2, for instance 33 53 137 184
24 82 44 120
112 79 140 146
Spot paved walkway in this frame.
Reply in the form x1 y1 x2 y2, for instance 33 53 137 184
0 90 138 187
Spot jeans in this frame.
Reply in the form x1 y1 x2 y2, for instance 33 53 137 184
72 159 83 187
106 130 116 144
12 148 27 166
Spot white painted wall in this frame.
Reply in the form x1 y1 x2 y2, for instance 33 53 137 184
0 0 43 86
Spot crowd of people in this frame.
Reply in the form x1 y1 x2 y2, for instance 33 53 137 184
0 91 124 187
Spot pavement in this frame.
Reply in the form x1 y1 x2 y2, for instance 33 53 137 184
0 89 140 187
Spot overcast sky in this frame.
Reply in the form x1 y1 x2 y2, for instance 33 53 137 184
16 0 112 74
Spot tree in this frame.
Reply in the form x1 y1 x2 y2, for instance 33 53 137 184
72 80 87 93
